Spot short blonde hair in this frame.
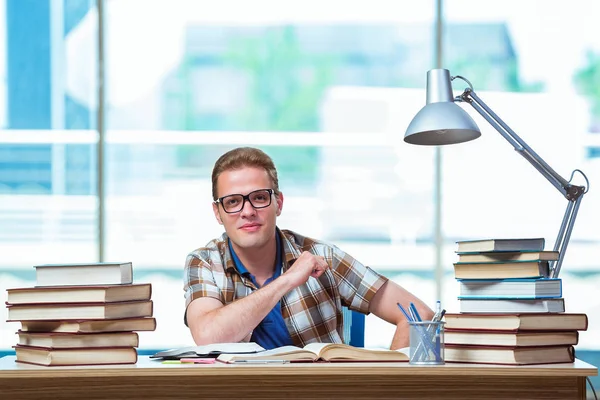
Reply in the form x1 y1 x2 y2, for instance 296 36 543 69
211 147 280 200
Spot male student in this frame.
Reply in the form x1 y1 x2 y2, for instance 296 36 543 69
184 147 433 350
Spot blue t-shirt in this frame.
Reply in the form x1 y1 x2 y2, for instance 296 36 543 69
228 235 293 350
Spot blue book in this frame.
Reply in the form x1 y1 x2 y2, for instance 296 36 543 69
457 278 562 299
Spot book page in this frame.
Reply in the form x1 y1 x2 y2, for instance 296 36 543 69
396 346 410 356
358 346 410 354
308 344 410 361
304 343 410 357
217 345 314 363
234 345 306 358
303 342 334 356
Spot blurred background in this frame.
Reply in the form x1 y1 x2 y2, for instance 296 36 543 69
0 0 599 367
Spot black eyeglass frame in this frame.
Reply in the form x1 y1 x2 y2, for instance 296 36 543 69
214 188 275 214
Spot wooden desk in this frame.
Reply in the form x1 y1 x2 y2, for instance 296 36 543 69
0 356 597 399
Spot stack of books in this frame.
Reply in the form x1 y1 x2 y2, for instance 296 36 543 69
5 262 156 366
444 238 588 365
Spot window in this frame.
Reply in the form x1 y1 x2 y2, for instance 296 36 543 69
1 1 597 354
0 0 98 347
443 0 600 350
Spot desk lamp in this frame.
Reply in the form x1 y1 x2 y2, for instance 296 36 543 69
405 68 589 278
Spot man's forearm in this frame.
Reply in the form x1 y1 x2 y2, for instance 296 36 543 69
390 320 410 350
192 276 294 344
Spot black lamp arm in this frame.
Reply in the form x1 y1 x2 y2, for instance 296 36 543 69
455 86 589 278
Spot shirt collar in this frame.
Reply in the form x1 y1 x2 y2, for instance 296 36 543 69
228 230 283 278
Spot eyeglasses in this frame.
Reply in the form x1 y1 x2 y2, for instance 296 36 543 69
215 189 275 214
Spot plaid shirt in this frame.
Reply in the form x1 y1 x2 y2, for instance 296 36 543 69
183 228 388 347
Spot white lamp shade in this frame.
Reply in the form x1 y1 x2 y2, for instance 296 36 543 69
404 102 481 146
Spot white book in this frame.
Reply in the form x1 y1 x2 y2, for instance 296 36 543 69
35 262 133 286
150 342 266 360
458 278 562 299
458 298 565 313
456 238 545 253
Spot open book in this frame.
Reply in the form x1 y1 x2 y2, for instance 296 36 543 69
217 343 410 363
150 342 266 360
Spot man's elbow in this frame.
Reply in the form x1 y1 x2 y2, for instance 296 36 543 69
188 317 220 345
187 310 214 345
186 298 226 345
190 328 213 346
421 307 435 321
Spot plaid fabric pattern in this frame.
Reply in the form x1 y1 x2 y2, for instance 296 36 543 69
184 228 388 347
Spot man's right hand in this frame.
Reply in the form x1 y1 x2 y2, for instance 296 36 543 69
282 251 329 288
188 251 330 345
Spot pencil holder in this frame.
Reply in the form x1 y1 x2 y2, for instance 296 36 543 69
408 320 445 365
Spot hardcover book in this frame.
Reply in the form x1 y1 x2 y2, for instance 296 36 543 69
151 342 266 360
19 317 157 333
456 238 545 253
458 278 562 299
17 331 140 348
444 329 578 347
14 345 138 366
457 251 559 263
443 313 588 332
34 262 133 286
453 261 550 280
458 298 565 313
7 283 152 304
7 300 153 321
445 344 574 365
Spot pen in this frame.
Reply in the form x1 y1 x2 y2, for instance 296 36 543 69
435 329 441 363
434 300 441 320
409 302 422 322
415 302 444 362
396 303 413 322
234 360 289 364
409 307 418 322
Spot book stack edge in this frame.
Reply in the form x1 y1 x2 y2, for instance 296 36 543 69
5 261 156 366
445 238 587 365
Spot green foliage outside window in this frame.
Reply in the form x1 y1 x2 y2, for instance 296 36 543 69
224 27 337 189
447 58 543 93
171 26 339 188
574 51 600 132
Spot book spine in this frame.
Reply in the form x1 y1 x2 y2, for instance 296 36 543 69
457 295 562 300
458 299 565 313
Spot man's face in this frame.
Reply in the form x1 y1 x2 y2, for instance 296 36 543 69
212 167 283 251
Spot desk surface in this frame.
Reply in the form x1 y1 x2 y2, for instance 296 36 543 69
1 356 597 400
0 355 596 377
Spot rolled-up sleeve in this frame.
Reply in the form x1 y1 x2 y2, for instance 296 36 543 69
183 253 224 326
330 245 388 314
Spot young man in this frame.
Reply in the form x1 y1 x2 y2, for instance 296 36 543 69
184 147 433 350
